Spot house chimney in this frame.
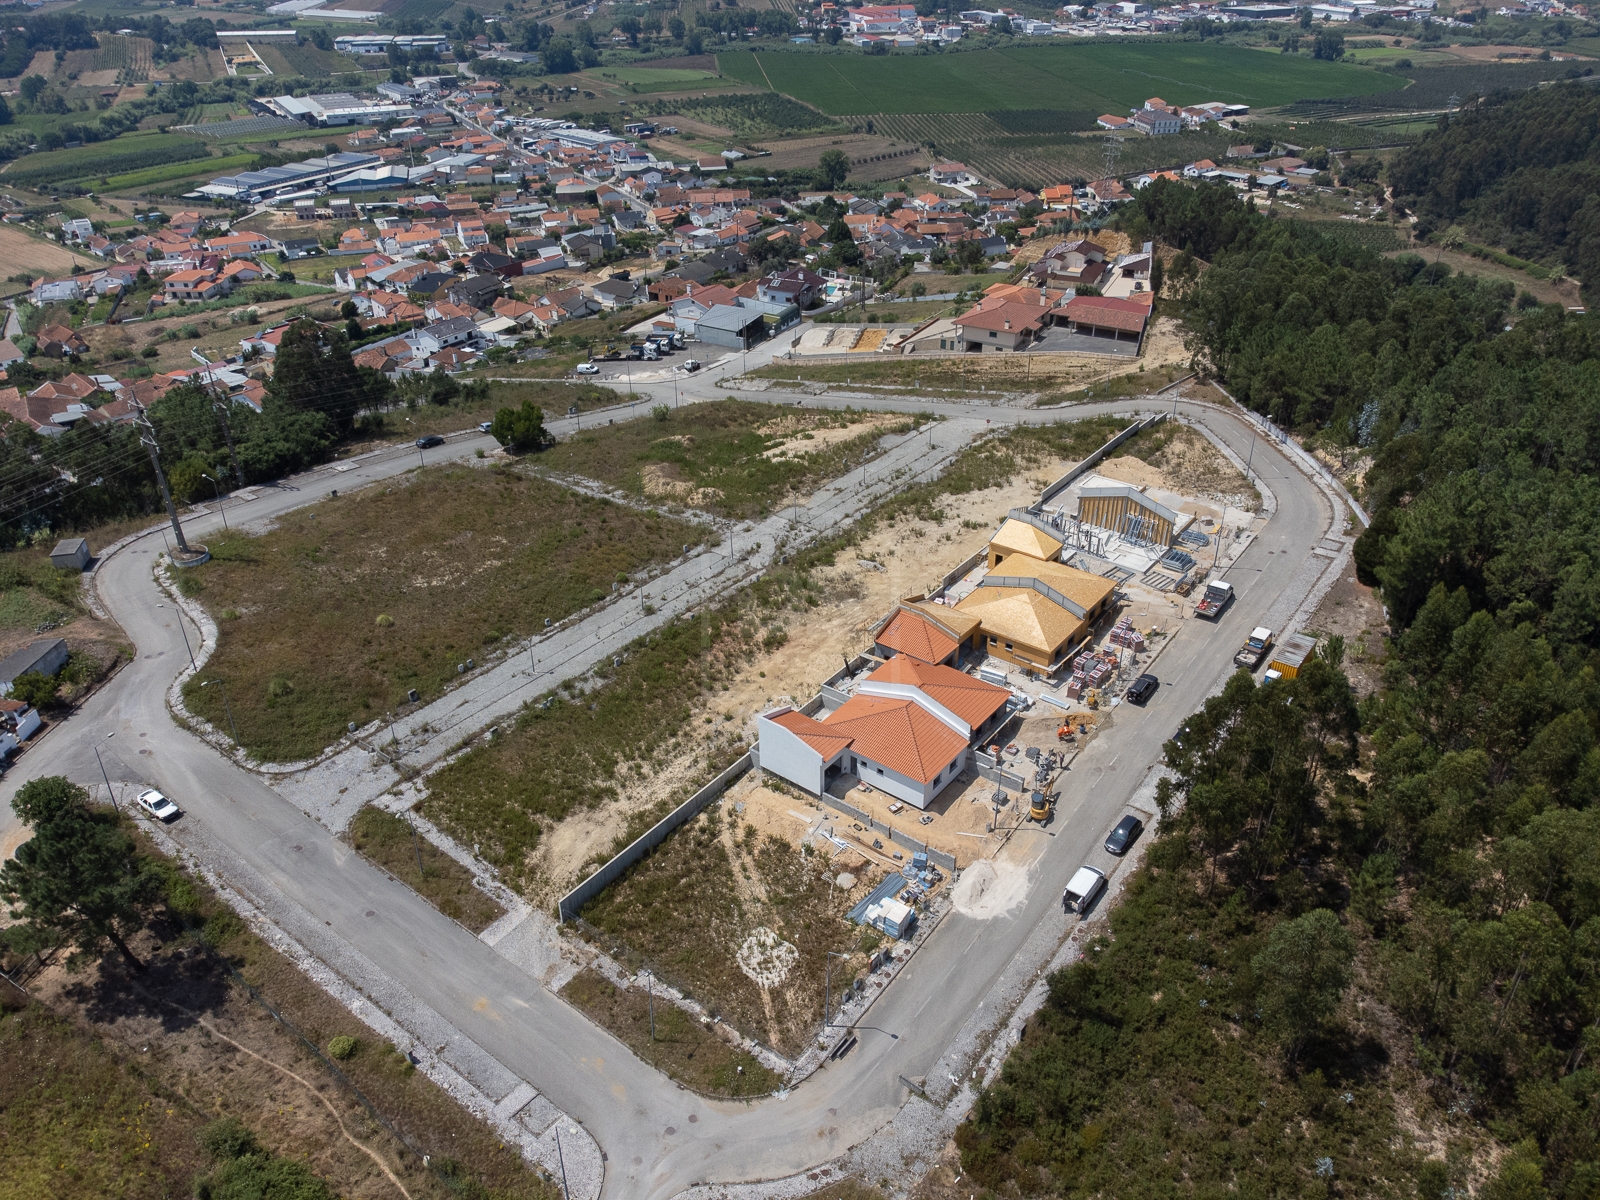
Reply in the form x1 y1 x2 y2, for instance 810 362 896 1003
1003 320 1011 330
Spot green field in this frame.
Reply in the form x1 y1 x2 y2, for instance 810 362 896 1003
717 44 1407 115
1 131 210 189
103 151 256 191
589 66 722 86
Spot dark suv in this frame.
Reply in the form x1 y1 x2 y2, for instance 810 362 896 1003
1127 674 1159 705
1104 815 1144 856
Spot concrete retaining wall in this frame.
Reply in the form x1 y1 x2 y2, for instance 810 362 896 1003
557 752 752 922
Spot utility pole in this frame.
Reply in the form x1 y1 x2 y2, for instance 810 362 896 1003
134 401 189 552
210 382 245 487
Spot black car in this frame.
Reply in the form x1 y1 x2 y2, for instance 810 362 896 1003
1127 673 1159 705
415 434 445 449
1104 814 1144 856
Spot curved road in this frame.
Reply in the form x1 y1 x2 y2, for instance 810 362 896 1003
1 361 1343 1198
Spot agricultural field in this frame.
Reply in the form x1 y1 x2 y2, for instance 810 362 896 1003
872 113 1237 188
179 468 707 763
102 150 258 192
639 91 841 137
1281 58 1588 115
717 43 1406 116
0 222 101 278
585 64 730 93
0 130 211 190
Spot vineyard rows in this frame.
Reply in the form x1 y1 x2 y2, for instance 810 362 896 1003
873 113 1239 188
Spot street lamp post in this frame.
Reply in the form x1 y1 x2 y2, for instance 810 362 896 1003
94 732 119 812
403 417 425 467
200 678 240 747
168 603 196 671
201 473 228 530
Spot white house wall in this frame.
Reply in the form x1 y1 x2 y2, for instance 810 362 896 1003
755 709 829 795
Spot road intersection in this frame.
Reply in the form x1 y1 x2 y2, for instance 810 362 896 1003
1 349 1352 1199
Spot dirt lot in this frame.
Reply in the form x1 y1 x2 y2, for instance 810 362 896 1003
1303 560 1388 700
755 315 1189 396
576 775 888 1059
0 223 102 277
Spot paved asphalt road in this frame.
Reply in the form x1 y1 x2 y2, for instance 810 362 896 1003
0 347 1342 1198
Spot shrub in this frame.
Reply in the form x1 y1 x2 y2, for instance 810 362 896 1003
198 1117 259 1160
327 1034 358 1060
9 670 58 710
376 613 394 627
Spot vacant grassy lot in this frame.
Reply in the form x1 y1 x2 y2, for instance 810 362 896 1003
751 356 1186 396
535 399 918 518
348 806 505 933
580 802 878 1057
718 44 1404 116
421 601 765 892
180 467 704 762
560 968 782 1096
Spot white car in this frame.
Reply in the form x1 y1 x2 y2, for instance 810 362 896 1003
574 361 601 375
681 359 701 372
136 788 181 822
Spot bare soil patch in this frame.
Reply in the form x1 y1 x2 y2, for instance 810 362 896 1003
1304 564 1387 700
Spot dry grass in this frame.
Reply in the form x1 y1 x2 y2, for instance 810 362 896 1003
578 802 881 1058
559 967 782 1097
179 466 705 762
4 822 557 1200
535 399 918 519
0 223 100 276
347 806 505 934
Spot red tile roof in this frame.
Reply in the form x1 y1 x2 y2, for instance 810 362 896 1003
1053 294 1150 334
876 607 959 665
865 658 1010 729
821 695 969 784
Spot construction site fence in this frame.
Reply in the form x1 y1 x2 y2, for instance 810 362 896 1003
814 793 958 874
1037 411 1166 507
557 751 753 923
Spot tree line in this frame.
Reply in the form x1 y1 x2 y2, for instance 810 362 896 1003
1388 82 1600 292
960 182 1600 1197
0 321 392 549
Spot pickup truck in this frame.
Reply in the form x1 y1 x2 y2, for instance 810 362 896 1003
1234 626 1274 669
1195 579 1234 619
1062 865 1106 915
